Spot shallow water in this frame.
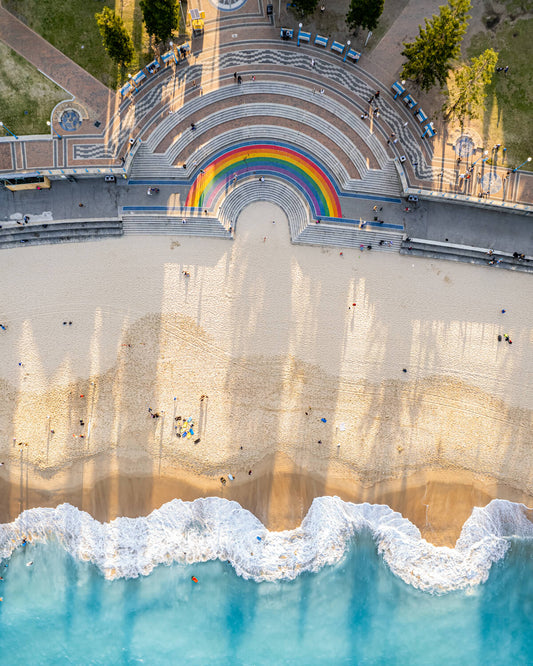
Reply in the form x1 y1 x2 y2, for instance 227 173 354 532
1 533 532 665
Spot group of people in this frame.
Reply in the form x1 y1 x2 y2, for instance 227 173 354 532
360 90 381 120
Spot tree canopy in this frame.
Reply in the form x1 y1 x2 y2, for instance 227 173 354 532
95 7 134 67
139 0 179 44
291 0 319 17
401 0 471 92
444 49 498 124
346 0 384 34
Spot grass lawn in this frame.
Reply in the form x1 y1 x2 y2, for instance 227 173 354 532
3 0 182 90
0 41 67 136
467 17 533 167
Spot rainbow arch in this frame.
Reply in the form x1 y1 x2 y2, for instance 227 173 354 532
185 142 342 218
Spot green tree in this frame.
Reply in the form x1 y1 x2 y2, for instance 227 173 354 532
95 7 134 67
401 0 471 92
291 0 319 16
140 0 179 44
346 0 384 34
444 49 498 124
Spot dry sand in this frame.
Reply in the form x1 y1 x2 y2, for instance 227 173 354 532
0 202 532 546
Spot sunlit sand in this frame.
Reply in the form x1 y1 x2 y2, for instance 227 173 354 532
0 201 532 545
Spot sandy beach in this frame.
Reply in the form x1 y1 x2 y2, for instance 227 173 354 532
1 202 532 546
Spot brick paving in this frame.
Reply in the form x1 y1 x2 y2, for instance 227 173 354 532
24 140 54 170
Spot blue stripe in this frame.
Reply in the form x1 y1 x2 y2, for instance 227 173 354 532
329 217 403 230
122 207 403 230
127 180 402 205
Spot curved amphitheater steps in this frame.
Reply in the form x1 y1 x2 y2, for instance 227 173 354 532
110 46 447 186
218 179 310 239
118 41 413 249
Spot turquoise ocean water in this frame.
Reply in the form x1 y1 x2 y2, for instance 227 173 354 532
0 499 531 664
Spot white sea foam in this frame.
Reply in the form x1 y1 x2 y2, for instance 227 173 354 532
0 497 531 593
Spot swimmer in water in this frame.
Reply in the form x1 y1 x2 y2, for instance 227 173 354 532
26 561 33 567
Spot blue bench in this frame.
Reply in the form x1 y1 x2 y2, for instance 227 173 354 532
403 94 417 110
391 81 406 99
120 82 132 97
280 28 294 40
314 35 328 47
415 108 428 124
179 43 191 58
161 51 176 65
331 41 344 54
146 59 160 74
133 71 146 85
345 48 360 62
298 30 311 45
422 122 437 138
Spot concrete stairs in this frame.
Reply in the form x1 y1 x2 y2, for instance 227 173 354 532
218 178 311 239
400 238 533 273
297 222 402 251
121 212 231 238
0 219 123 250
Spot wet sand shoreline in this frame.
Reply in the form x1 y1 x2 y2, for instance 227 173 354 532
2 454 532 547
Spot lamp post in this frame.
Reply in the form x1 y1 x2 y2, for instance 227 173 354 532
46 120 62 140
297 23 302 47
512 156 532 173
0 120 18 140
471 149 488 169
343 40 351 62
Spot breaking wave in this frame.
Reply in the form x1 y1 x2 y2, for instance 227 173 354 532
0 497 531 594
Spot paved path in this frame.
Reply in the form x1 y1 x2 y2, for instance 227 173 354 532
1 179 532 255
363 0 444 83
0 3 113 118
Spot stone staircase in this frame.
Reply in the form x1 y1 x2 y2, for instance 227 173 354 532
297 222 402 251
137 80 390 168
218 178 311 239
130 126 402 199
121 212 231 238
0 219 123 250
120 45 437 175
400 238 533 273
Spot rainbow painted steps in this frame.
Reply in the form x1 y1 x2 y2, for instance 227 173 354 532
185 142 342 219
